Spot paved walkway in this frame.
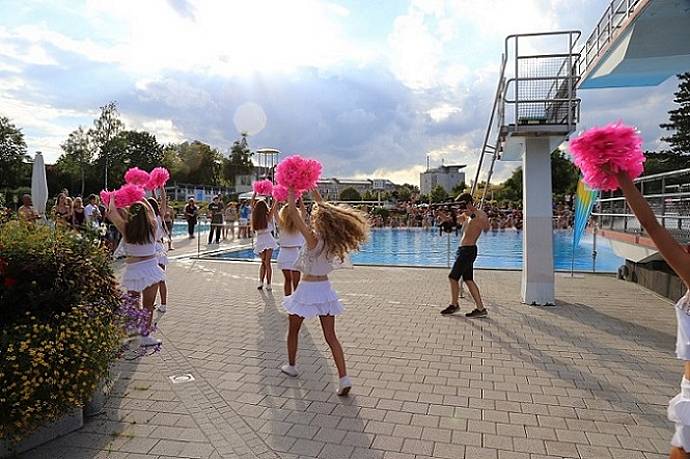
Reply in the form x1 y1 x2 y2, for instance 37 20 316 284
21 256 682 459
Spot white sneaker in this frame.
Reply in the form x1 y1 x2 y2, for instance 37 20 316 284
337 376 352 396
139 334 161 347
266 284 272 292
280 364 298 377
158 304 167 313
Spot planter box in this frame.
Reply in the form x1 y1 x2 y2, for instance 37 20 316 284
84 365 121 417
0 408 83 458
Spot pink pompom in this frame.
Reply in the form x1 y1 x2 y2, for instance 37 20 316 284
252 179 274 196
275 155 322 192
124 167 150 187
100 190 113 206
147 167 170 190
272 184 303 202
114 184 146 208
569 122 645 191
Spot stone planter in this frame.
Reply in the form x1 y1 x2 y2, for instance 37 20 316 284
0 408 83 458
84 364 120 417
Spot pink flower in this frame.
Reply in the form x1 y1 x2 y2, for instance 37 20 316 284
124 167 150 187
146 167 170 190
252 179 274 196
569 122 645 191
275 155 322 192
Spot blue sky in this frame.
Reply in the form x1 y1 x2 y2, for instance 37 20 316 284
0 0 680 185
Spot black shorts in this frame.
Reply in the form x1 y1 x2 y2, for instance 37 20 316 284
449 245 477 281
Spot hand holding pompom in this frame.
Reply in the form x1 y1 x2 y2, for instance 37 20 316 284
272 184 303 202
252 179 274 196
275 155 322 192
124 167 150 187
568 122 645 191
147 167 170 190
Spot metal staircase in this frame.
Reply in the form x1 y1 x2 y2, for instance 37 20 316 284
471 31 582 204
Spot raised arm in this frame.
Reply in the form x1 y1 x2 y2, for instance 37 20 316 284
269 199 279 219
106 197 127 234
251 191 257 209
288 189 317 249
617 171 690 286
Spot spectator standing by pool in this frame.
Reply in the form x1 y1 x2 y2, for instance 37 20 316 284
223 202 238 241
71 197 86 229
163 205 174 250
239 200 251 239
18 194 39 223
184 197 198 238
442 193 490 318
84 194 102 230
207 195 224 245
52 193 71 226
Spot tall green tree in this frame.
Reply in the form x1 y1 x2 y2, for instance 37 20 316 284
174 141 223 185
223 134 254 185
91 102 124 188
430 185 449 203
57 126 95 195
339 187 362 201
660 72 690 155
0 116 29 190
550 149 579 196
451 182 467 197
94 131 164 188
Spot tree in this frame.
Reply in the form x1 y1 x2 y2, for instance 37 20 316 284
91 102 124 188
94 131 164 188
339 187 362 201
550 150 579 196
0 116 29 190
174 141 223 185
660 72 690 155
223 134 254 185
58 126 95 195
451 182 467 197
429 185 449 203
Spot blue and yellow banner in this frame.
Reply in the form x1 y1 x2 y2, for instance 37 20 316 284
572 179 598 249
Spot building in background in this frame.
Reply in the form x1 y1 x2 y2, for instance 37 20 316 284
420 164 466 195
317 177 396 200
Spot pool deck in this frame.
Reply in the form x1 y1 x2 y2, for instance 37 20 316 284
19 238 683 459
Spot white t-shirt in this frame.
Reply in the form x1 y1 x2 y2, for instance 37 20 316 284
84 204 100 228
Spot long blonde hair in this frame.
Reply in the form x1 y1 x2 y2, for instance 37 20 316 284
278 205 299 233
312 201 369 261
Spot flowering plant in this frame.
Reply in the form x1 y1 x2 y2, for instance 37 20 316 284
0 222 124 443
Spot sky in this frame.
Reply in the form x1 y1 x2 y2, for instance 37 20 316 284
0 0 681 186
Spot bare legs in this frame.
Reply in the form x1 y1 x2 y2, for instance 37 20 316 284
259 249 273 286
158 265 167 306
465 280 485 310
449 277 483 310
282 269 302 296
129 284 159 332
285 314 347 378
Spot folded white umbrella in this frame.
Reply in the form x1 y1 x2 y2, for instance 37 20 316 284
31 152 49 223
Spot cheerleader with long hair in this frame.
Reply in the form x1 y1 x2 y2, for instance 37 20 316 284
280 189 369 396
251 192 278 290
276 198 307 296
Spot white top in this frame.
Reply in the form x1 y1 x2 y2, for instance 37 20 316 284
122 240 157 257
293 238 353 276
155 216 166 241
279 230 305 248
676 291 690 361
84 204 100 227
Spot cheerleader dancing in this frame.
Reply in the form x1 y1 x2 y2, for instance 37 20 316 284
251 190 278 291
280 187 369 396
570 123 689 459
276 197 307 296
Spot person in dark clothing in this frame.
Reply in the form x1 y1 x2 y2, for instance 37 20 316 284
207 196 224 245
184 197 198 238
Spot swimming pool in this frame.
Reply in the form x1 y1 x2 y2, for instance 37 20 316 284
209 228 624 273
172 220 210 237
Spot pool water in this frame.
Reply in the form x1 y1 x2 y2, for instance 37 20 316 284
210 228 624 273
172 221 210 237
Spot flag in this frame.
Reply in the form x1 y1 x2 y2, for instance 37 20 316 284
572 178 598 249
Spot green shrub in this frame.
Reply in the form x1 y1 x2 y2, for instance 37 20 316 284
0 222 124 442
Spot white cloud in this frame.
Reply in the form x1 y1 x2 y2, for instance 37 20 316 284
427 104 461 122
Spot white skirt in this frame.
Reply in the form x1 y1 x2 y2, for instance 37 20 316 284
122 258 166 293
254 231 278 255
283 280 344 319
669 377 690 450
155 241 168 266
277 246 301 270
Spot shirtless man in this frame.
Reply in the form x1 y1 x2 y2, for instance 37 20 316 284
441 193 490 318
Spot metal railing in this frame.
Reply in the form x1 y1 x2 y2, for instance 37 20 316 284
472 31 581 204
593 168 690 244
578 0 646 78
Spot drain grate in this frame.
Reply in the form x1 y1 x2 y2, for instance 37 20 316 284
168 373 195 384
